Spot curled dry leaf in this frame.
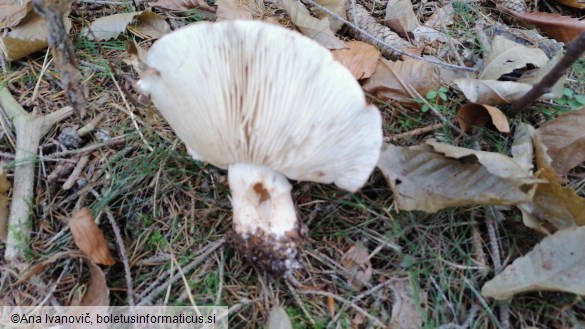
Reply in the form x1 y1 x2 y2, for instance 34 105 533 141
312 0 346 32
378 141 541 212
0 0 33 29
69 207 116 266
71 258 110 306
510 122 535 174
535 107 585 175
341 242 373 290
85 11 169 41
457 103 510 133
331 41 380 79
482 226 585 300
551 0 585 9
389 279 427 329
151 0 216 12
216 0 254 20
452 78 557 105
385 0 419 33
281 0 345 49
0 3 71 61
504 11 585 43
266 306 293 329
0 168 10 241
479 35 549 80
363 58 442 105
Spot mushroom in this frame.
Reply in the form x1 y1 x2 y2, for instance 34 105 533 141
138 20 382 275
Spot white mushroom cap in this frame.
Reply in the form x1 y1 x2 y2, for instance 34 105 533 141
138 20 382 274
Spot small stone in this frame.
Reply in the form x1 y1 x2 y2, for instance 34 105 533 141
58 127 84 149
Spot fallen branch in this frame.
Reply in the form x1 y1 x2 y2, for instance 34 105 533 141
0 86 73 269
506 31 585 116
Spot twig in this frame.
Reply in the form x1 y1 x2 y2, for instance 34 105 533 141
137 238 225 305
62 154 89 190
385 122 445 142
285 280 316 325
0 87 74 268
104 208 135 306
485 206 510 329
48 134 128 158
303 0 478 72
506 31 585 116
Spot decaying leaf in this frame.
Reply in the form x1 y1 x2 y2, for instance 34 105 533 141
266 306 293 329
482 226 585 300
151 0 216 12
341 242 373 290
479 36 549 80
549 0 585 9
510 122 535 174
125 40 148 74
312 0 346 32
385 0 419 33
453 78 557 105
457 103 510 133
331 41 380 79
363 58 442 105
0 0 33 29
85 11 169 41
504 11 585 43
378 141 541 212
0 5 71 61
69 207 116 266
389 279 427 329
72 259 110 306
0 167 10 241
517 50 565 100
535 107 585 175
216 0 254 20
281 0 345 49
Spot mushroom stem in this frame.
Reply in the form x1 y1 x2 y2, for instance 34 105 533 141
228 163 302 274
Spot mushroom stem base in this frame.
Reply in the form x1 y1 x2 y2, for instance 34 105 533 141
227 226 306 276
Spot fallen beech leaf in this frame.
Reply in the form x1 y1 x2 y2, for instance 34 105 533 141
0 0 33 29
389 279 427 329
128 11 171 39
331 41 380 79
0 6 71 61
378 141 540 212
385 0 419 33
517 51 565 100
266 306 293 329
510 122 535 174
363 58 442 105
312 0 346 32
216 0 254 20
125 40 148 74
504 9 585 41
482 226 585 300
0 168 10 241
281 0 345 49
84 12 138 41
535 107 585 175
341 242 372 290
151 0 216 12
457 103 510 133
479 36 548 80
69 207 116 266
453 78 557 105
551 0 585 8
72 259 110 306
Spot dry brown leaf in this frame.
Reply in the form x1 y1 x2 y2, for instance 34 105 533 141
550 0 585 9
378 141 541 212
216 0 254 20
124 40 148 74
341 242 372 290
504 10 585 42
331 41 380 79
510 122 535 174
480 35 548 80
457 103 510 133
69 207 116 266
385 0 419 33
151 0 216 12
0 167 10 241
0 7 71 61
281 0 345 49
312 0 346 32
128 11 171 39
327 294 335 318
424 3 454 28
389 279 427 329
535 107 585 175
482 226 585 300
452 78 558 105
363 58 441 105
0 0 33 29
72 259 110 306
266 306 293 329
84 12 138 41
